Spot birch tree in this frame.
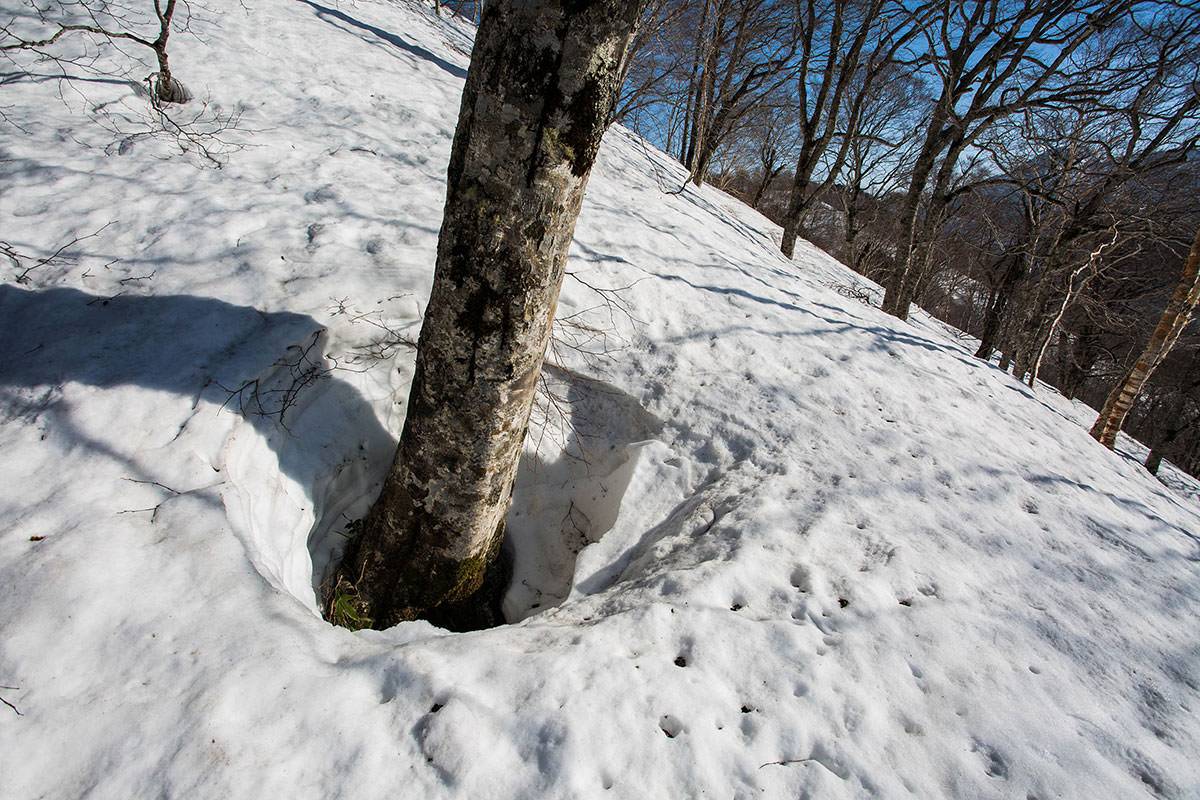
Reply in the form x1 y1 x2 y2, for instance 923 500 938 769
1090 225 1200 448
327 0 646 631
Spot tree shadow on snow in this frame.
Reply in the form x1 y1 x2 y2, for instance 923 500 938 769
0 283 395 611
295 0 469 80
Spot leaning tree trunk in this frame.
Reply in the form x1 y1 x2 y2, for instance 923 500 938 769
1059 321 1099 401
679 0 712 167
1091 225 1200 448
749 165 773 209
327 0 645 631
1143 399 1184 476
1027 229 1114 388
974 255 1027 360
880 105 949 320
778 140 820 259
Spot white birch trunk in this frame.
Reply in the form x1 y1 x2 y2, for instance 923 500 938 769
1091 225 1200 449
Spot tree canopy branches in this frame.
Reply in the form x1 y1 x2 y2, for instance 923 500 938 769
618 0 1200 472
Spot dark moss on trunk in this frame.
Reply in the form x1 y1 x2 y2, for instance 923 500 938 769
326 0 646 631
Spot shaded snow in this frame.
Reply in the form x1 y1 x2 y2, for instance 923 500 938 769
1 1 1198 798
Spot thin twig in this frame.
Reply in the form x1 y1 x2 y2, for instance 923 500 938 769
213 330 332 432
118 270 156 285
123 478 181 495
87 291 125 305
0 686 22 716
13 222 114 284
759 758 815 768
119 478 222 522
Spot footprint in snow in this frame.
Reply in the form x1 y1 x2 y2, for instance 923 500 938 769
970 739 1009 779
659 715 683 738
789 565 812 592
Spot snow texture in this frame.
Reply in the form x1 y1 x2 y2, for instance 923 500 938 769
1 1 1198 797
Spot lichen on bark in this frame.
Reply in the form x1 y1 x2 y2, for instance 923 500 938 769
325 0 646 632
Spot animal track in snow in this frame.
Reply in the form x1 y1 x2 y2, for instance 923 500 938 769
789 565 812 592
970 739 1009 779
658 715 683 739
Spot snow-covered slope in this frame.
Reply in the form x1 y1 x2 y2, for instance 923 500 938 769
2 1 1198 797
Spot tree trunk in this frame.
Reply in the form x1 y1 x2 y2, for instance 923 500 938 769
151 0 189 104
1059 322 1098 401
691 136 713 186
880 103 949 320
1142 394 1181 476
152 43 189 104
687 18 721 187
1027 233 1111 388
779 140 820 259
679 0 712 168
328 0 644 631
974 255 1026 360
749 158 783 210
1091 225 1200 448
749 167 772 209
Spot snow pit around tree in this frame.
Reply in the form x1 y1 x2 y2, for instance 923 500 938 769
220 331 401 616
220 347 680 624
2 0 1199 797
505 366 673 620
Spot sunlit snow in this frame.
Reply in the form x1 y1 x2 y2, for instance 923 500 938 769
1 1 1198 798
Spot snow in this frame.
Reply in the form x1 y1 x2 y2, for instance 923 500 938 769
2 0 1199 797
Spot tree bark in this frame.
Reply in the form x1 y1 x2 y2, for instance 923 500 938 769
879 89 953 320
1059 322 1098 401
779 140 820 258
1091 225 1200 448
328 0 644 631
151 0 189 104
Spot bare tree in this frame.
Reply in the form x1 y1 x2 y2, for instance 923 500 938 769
746 104 796 209
1091 224 1200 447
614 0 689 125
1 0 190 104
677 0 798 186
969 6 1200 381
699 91 797 205
1137 350 1200 474
879 0 1145 321
327 0 646 631
832 69 924 279
777 0 925 258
